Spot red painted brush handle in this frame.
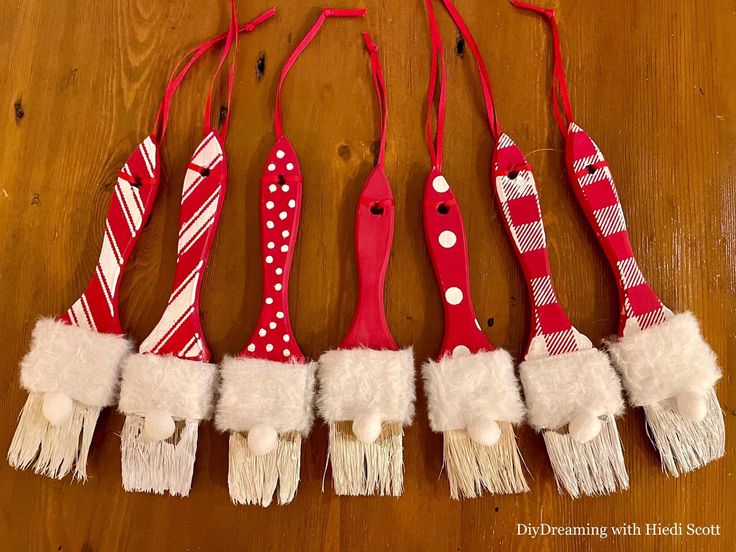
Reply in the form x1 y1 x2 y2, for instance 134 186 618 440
423 168 494 358
565 124 670 335
492 135 579 357
139 131 228 361
61 137 160 334
340 166 397 350
240 136 305 362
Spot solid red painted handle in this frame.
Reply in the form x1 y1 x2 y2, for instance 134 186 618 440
423 168 494 358
61 137 160 334
341 165 397 350
240 136 305 362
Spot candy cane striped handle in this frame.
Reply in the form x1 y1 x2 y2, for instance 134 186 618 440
139 130 228 362
340 165 397 350
423 168 493 358
565 123 671 336
492 134 590 359
61 136 160 334
240 136 305 362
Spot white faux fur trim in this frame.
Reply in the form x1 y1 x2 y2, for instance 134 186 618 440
422 349 525 432
520 348 624 431
20 317 132 407
317 348 415 425
607 312 721 407
215 357 316 434
118 354 217 421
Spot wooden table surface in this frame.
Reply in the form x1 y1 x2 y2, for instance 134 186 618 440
0 1 733 550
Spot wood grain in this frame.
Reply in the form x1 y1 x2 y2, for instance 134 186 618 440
0 1 733 550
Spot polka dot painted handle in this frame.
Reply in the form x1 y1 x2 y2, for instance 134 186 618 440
240 137 304 362
565 125 670 336
60 137 160 335
423 168 495 358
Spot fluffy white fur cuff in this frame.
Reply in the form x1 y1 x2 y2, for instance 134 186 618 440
520 348 624 431
20 317 132 407
215 357 316 435
118 354 217 421
607 312 721 407
317 348 415 424
422 349 524 432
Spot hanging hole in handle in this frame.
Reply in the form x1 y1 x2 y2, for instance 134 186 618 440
437 203 450 215
507 170 519 180
586 164 596 175
370 203 384 216
277 174 286 185
200 167 211 177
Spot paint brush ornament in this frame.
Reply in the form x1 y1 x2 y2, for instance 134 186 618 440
434 0 630 497
3 5 258 480
215 7 367 507
421 0 527 500
318 33 415 497
117 4 276 497
510 0 724 476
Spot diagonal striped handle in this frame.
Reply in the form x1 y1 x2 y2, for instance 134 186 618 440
423 168 494 358
139 130 228 362
240 136 305 362
61 136 160 334
565 123 671 336
492 133 590 359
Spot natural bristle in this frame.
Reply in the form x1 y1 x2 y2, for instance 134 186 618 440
228 431 302 507
8 391 99 481
120 414 199 497
543 414 629 498
643 388 725 476
327 421 404 496
443 422 528 499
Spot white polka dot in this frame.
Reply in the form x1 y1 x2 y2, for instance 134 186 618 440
247 343 255 352
268 163 276 171
288 199 296 208
265 297 273 305
282 184 290 192
283 349 290 357
274 283 282 291
432 175 449 193
445 287 463 305
266 255 273 264
258 328 266 337
282 230 290 238
267 241 275 249
275 267 283 275
276 311 284 319
279 211 287 220
269 184 277 192
281 245 289 253
266 201 274 210
276 150 285 159
283 334 290 342
453 345 471 357
286 163 294 170
269 322 277 330
438 230 457 248
266 344 274 352
266 220 274 229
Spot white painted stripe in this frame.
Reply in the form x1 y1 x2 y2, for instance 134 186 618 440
617 257 645 289
115 185 138 237
530 276 556 306
512 220 546 253
593 203 627 237
177 187 221 254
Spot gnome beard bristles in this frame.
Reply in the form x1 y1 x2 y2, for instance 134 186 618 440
607 312 724 476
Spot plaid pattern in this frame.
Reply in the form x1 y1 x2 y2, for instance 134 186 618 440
494 133 585 357
567 123 670 333
139 131 227 362
62 137 159 335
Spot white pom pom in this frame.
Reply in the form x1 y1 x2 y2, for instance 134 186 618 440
247 423 278 455
143 409 176 441
42 392 74 426
676 391 707 421
467 417 501 447
352 413 383 444
568 411 602 443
